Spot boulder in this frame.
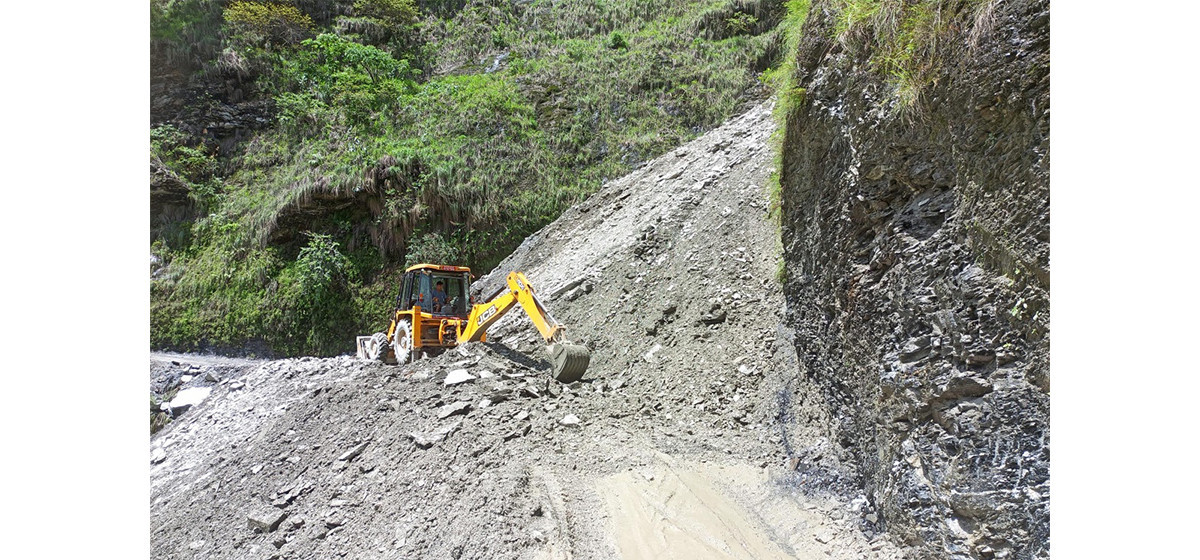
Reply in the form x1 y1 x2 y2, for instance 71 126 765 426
247 506 287 532
443 370 476 386
168 387 212 415
437 401 471 420
409 420 462 449
643 344 663 363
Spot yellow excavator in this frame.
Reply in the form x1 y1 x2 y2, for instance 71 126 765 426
356 264 591 383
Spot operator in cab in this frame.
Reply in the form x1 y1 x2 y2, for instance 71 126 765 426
432 280 448 312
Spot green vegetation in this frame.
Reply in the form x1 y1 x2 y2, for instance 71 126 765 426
759 0 811 222
726 12 759 35
152 0 226 71
151 125 221 216
828 0 991 115
353 0 417 27
760 0 995 226
151 0 791 356
223 1 315 47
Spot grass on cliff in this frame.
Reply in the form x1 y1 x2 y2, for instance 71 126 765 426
829 0 997 116
151 0 786 356
759 0 811 223
758 0 996 217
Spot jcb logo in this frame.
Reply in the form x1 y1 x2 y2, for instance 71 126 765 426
478 305 497 326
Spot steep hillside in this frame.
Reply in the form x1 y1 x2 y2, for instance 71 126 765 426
150 0 793 356
151 102 917 560
775 0 1049 558
149 1 1053 558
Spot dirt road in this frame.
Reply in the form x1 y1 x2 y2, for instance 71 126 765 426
150 102 913 559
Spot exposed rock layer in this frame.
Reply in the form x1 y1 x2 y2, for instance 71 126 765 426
778 1 1050 558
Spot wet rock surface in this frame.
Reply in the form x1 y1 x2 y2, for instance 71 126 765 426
778 1 1050 558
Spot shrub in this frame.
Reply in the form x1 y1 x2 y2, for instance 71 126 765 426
223 1 315 47
151 125 217 181
353 0 417 27
335 0 418 48
275 33 417 127
607 31 628 50
726 12 758 34
274 91 330 130
491 28 508 48
283 33 415 91
151 125 222 213
263 232 358 354
405 232 456 267
296 232 354 301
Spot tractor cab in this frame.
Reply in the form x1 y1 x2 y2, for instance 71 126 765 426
398 264 472 318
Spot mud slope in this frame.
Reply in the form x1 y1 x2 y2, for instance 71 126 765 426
150 103 915 560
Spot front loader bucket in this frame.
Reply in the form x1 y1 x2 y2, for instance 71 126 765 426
355 336 374 360
547 343 591 383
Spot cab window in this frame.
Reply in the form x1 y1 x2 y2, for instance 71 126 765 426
400 269 471 315
403 272 432 310
399 273 414 311
431 273 467 316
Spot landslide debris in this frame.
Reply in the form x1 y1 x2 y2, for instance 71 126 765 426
149 0 792 357
151 102 914 559
151 353 264 434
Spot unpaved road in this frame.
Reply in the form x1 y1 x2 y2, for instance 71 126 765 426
150 102 914 559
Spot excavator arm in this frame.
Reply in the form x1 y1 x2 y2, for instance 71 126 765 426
460 272 562 342
459 272 591 382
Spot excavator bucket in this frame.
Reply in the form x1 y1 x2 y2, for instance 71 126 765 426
547 343 591 383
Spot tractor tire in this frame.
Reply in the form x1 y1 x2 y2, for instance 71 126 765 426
393 319 415 365
367 332 389 361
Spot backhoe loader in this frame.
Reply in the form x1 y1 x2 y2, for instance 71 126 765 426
356 264 591 383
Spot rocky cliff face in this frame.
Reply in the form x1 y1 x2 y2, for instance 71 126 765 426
777 0 1049 558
